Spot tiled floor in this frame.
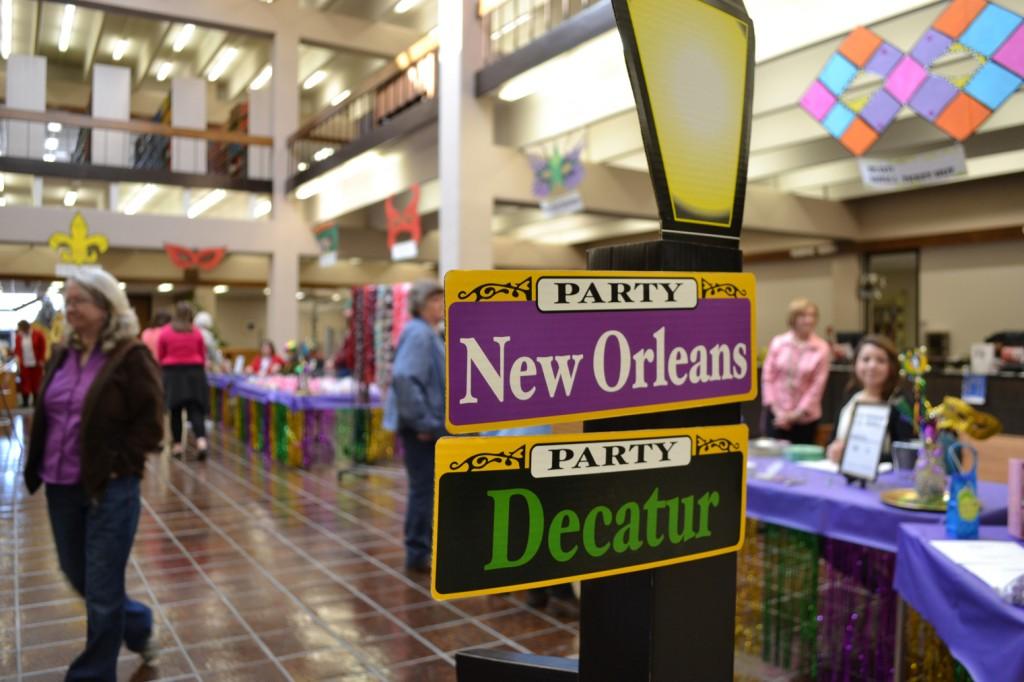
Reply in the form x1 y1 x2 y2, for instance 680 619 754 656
0 418 580 681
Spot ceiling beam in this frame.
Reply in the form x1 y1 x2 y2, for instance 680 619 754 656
31 0 42 56
135 20 171 88
82 12 107 81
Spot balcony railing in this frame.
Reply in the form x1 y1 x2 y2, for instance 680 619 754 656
0 107 273 191
482 0 604 64
288 49 439 187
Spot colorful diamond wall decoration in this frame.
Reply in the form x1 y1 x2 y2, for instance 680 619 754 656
800 0 1024 155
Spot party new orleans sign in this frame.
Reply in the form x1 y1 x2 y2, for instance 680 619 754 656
432 426 748 600
444 270 757 434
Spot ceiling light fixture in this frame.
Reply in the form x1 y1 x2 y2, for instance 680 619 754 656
112 38 128 61
1 0 13 60
157 282 174 293
0 196 7 208
490 13 530 40
207 46 238 82
58 4 75 53
253 198 272 218
172 23 195 53
117 281 127 291
44 137 59 151
330 89 351 106
42 152 56 162
249 64 272 90
47 122 62 133
212 284 229 295
296 161 308 172
330 293 342 302
123 183 158 215
63 190 77 207
312 147 334 162
187 188 227 219
156 61 173 82
0 175 4 191
302 69 326 90
263 287 271 296
295 291 306 300
393 0 423 14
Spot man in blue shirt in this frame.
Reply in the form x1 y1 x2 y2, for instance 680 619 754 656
385 280 445 573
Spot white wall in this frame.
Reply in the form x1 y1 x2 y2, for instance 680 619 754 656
216 298 268 349
746 254 862 354
920 241 1024 358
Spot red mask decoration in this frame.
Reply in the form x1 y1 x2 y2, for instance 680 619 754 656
164 244 227 271
385 184 421 249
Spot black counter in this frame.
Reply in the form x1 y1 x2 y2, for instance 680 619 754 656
742 367 1024 437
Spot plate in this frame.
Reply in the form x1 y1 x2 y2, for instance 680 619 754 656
879 488 949 512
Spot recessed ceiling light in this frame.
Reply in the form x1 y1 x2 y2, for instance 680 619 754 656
0 196 7 208
1 0 12 60
330 89 351 106
47 122 62 134
117 281 127 291
295 291 306 300
63 190 77 207
44 137 59 151
249 64 272 90
212 284 229 295
186 188 227 219
58 4 75 53
312 147 334 162
157 282 174 293
393 0 423 14
263 287 271 296
253 198 272 218
207 47 238 82
112 38 128 61
330 293 342 302
156 61 173 82
302 70 326 90
172 23 195 53
42 152 56 162
123 183 158 215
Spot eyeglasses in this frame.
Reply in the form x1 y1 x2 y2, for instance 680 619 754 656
64 296 98 309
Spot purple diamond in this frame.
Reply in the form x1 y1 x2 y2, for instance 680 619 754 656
909 75 958 121
911 29 954 67
866 43 902 76
861 89 902 132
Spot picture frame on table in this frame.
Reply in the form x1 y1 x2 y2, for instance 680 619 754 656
839 402 891 485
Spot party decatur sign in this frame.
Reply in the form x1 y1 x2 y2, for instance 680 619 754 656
444 270 757 433
432 425 748 600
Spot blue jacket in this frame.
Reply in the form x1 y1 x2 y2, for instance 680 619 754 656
384 317 446 436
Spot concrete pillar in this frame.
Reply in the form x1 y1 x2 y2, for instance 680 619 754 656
193 285 218 321
438 0 495 277
265 25 303 346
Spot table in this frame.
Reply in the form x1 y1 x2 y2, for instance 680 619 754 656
737 457 1009 680
894 524 1024 682
207 375 389 469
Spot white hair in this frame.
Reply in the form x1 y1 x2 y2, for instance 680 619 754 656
65 267 139 352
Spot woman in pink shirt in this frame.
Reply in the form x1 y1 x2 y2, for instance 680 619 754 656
761 298 832 444
139 309 170 358
157 302 209 460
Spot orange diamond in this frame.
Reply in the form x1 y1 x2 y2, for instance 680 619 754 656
838 27 884 67
933 0 988 39
840 118 880 156
935 92 992 140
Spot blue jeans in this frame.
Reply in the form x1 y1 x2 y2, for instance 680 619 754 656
46 476 153 682
400 430 436 568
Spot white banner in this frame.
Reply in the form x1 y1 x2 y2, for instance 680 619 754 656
858 144 967 189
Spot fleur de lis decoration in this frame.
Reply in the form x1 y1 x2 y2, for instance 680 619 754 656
49 213 109 264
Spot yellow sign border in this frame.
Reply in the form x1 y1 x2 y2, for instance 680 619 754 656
444 269 758 434
431 424 748 601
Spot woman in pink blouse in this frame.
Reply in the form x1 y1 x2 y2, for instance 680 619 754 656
761 298 832 444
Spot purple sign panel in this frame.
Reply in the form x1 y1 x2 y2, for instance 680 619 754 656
444 270 757 433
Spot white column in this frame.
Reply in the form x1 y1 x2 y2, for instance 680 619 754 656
265 25 302 346
248 86 273 181
171 77 207 173
438 0 495 277
92 64 131 167
5 55 47 159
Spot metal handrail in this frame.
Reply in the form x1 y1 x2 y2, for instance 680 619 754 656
481 0 604 64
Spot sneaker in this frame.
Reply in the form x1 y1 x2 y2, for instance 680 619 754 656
140 625 159 666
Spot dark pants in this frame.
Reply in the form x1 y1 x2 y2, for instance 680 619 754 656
765 407 820 445
46 476 153 682
169 401 206 443
400 429 436 569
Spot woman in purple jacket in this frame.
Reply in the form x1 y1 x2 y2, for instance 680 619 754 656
24 268 163 681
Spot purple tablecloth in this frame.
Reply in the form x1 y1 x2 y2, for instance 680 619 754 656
746 457 1009 553
894 524 1024 682
207 373 235 390
207 375 381 410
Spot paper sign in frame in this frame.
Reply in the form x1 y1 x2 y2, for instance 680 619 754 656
431 425 749 600
610 0 755 243
444 269 758 434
